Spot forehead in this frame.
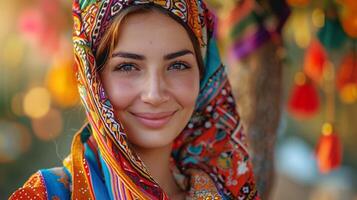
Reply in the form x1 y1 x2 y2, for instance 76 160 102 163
114 10 195 54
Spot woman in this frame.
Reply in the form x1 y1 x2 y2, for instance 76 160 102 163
10 0 259 199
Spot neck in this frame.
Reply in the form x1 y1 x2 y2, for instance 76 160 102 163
131 143 183 198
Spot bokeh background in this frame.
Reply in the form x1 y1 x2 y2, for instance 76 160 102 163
1 0 357 199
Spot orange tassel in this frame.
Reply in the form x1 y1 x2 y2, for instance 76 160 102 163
315 123 342 174
341 10 357 38
338 0 357 11
336 52 357 103
288 72 320 118
303 40 327 84
337 53 357 90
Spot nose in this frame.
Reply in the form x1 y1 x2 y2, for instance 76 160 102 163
141 72 169 106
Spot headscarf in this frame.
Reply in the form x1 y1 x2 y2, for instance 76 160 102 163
66 0 260 199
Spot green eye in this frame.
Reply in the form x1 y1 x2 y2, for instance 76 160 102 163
168 61 190 71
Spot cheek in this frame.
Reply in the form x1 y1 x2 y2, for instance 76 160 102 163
167 72 200 107
102 76 138 110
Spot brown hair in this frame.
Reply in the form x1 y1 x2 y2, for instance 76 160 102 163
95 4 204 77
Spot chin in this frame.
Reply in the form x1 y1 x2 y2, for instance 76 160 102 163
126 129 177 149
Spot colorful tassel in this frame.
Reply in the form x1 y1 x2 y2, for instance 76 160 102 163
317 18 348 50
288 72 320 118
303 40 327 84
337 53 357 89
340 9 357 38
337 0 357 10
336 42 357 103
315 123 342 174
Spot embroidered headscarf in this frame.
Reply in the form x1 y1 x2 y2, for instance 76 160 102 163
67 0 259 199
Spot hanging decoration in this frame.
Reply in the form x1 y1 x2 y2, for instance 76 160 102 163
285 1 350 174
337 0 357 8
338 4 357 38
336 45 357 103
288 72 320 118
303 40 327 84
315 122 342 173
317 16 347 50
315 61 342 174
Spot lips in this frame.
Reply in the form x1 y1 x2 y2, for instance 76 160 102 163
129 111 176 129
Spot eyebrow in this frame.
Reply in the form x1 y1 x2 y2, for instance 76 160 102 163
164 49 194 60
112 52 145 60
111 49 194 60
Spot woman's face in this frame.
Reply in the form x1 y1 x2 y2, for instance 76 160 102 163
100 10 200 150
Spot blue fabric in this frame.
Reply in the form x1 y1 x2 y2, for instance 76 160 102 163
39 143 111 200
201 37 223 90
99 153 115 200
84 143 111 199
40 168 70 199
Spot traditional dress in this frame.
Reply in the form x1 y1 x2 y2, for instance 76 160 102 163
10 0 259 199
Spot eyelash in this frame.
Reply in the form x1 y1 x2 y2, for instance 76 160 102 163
113 61 191 73
114 63 139 73
168 61 191 71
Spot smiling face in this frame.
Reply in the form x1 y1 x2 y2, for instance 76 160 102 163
100 10 200 150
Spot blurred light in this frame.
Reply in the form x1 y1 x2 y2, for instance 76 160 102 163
17 7 60 55
31 108 63 141
0 120 32 163
312 8 325 28
276 137 319 184
291 11 311 48
341 9 357 38
295 28 311 48
339 83 357 104
18 9 43 41
322 123 333 136
23 87 51 119
309 167 355 200
11 92 24 116
46 59 79 108
1 36 25 68
295 72 307 86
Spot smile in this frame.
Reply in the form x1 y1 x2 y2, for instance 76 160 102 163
129 111 177 129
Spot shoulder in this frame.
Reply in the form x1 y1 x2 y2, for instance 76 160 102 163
9 167 72 200
9 171 47 200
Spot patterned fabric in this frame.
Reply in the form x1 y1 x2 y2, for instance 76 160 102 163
10 0 259 199
9 172 48 200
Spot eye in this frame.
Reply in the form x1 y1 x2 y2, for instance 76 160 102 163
114 63 139 73
168 61 191 71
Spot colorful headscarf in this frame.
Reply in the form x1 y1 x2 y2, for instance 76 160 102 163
10 0 259 200
67 0 260 199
